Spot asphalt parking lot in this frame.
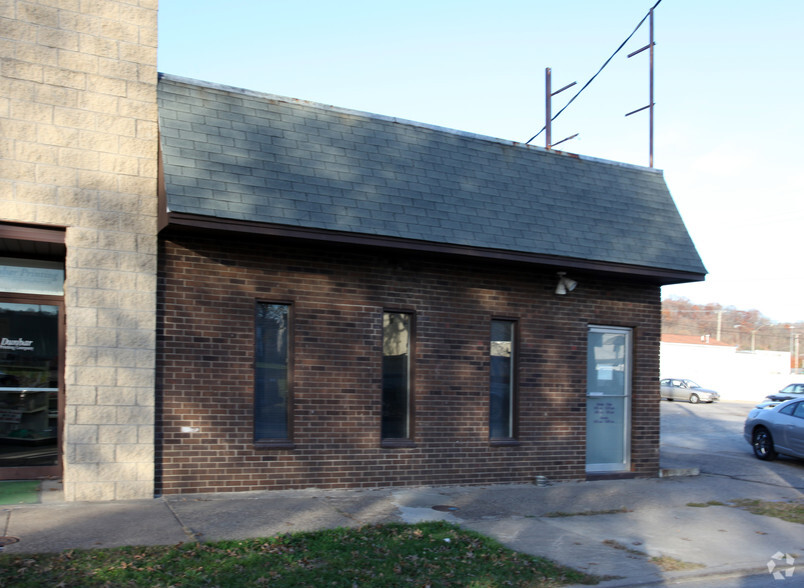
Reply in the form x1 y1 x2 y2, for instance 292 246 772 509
660 399 804 484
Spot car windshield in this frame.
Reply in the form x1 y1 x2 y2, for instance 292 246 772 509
686 380 701 388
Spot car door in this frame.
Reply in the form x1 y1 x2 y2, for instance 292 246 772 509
671 379 686 401
782 401 804 457
660 379 671 400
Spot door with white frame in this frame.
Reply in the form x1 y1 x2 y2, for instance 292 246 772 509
586 326 632 473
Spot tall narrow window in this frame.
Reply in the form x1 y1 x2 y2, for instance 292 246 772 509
382 312 411 439
490 320 515 439
255 303 290 442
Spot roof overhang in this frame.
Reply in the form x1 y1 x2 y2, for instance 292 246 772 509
162 211 706 286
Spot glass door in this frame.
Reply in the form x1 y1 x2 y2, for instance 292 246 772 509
0 301 61 477
586 326 631 473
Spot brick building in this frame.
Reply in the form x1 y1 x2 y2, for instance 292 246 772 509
1 2 705 499
155 76 705 494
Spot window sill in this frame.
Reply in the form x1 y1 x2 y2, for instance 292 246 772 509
489 439 520 447
381 438 416 449
254 440 295 450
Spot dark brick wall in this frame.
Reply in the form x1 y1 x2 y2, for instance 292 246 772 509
157 233 661 494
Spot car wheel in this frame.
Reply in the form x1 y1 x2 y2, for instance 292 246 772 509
752 427 777 461
689 393 700 404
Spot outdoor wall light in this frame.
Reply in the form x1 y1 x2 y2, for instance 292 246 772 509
555 272 577 295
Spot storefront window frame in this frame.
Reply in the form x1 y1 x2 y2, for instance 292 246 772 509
0 293 64 479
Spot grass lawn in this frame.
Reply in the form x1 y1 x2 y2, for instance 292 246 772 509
0 481 40 505
0 521 600 587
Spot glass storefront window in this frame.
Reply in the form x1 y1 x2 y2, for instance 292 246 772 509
0 258 64 296
0 302 60 467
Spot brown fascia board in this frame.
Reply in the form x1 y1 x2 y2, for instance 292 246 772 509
0 222 66 243
162 211 705 285
0 222 66 260
157 136 169 232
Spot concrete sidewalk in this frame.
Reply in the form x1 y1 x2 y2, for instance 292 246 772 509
1 472 802 587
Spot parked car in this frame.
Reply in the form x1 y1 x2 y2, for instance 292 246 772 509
659 378 720 403
765 383 804 402
744 398 804 460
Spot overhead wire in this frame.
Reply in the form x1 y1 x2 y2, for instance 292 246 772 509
526 0 663 145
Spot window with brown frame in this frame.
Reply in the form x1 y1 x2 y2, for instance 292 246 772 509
489 319 516 439
381 311 412 440
254 303 291 443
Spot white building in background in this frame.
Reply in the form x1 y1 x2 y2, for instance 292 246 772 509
660 335 792 403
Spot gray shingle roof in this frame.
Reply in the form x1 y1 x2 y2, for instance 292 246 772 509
158 74 706 279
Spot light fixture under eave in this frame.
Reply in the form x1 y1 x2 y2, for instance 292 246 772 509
555 272 577 295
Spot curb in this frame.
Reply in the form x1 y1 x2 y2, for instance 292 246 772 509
588 565 780 588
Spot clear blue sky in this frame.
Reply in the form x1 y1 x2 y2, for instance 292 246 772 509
158 0 804 323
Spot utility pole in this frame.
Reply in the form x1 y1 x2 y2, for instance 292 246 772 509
626 6 655 167
789 326 795 368
545 67 577 150
716 310 722 341
545 67 551 149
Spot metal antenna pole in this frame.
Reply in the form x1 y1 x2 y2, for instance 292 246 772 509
545 67 551 149
545 67 577 150
649 7 654 167
626 7 656 167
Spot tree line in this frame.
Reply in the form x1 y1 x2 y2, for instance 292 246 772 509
662 297 803 362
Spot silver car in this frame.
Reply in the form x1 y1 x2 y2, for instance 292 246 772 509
765 383 804 403
660 378 720 404
744 398 804 460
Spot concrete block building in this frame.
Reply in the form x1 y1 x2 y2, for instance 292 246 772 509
1 0 158 500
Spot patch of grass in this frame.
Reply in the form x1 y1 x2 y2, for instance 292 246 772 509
729 499 804 524
543 507 631 518
686 498 803 525
602 540 703 572
0 481 39 505
649 555 704 572
0 521 601 587
601 539 645 557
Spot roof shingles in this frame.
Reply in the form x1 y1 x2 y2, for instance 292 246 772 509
158 74 706 278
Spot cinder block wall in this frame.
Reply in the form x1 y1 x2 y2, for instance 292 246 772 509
158 234 661 494
1 0 159 500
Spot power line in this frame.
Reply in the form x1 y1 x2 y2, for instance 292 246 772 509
526 0 663 145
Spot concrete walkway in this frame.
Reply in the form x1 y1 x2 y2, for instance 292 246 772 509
1 470 802 586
